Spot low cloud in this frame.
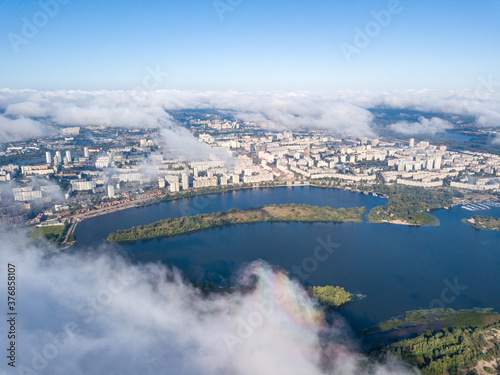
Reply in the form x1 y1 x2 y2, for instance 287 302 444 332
389 116 454 135
0 114 47 141
2 88 500 144
1 230 412 375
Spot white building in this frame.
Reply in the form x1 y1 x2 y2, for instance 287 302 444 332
71 180 97 191
169 181 180 193
182 173 189 190
95 156 111 169
13 188 42 201
107 185 115 198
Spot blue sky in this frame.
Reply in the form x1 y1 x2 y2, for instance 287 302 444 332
1 0 499 91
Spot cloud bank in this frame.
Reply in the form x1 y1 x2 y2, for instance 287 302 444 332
0 115 46 142
389 116 454 135
0 231 413 375
1 88 500 143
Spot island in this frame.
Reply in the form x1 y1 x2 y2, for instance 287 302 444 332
367 309 500 375
192 282 354 309
307 285 352 308
467 215 500 232
107 203 366 242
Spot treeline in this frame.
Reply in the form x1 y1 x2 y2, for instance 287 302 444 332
107 203 365 242
372 185 459 206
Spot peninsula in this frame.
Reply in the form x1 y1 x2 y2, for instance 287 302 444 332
467 215 500 232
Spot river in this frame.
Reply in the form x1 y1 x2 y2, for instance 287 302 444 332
73 186 500 331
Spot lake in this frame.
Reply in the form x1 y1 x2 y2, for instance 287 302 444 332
73 186 500 331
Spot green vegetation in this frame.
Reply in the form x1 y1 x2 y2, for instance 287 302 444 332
307 285 352 308
192 282 353 309
107 203 366 242
367 185 456 225
30 222 73 246
30 225 64 242
467 216 500 232
369 309 500 375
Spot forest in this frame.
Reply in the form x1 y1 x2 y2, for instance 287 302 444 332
369 309 500 374
367 185 456 225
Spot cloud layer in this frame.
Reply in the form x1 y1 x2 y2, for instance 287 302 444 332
0 231 412 375
1 88 500 142
389 116 454 135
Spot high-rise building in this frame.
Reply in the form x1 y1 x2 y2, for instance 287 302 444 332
409 138 415 148
56 151 62 162
182 173 189 190
66 150 72 162
169 181 180 193
434 157 442 170
107 185 115 198
84 147 89 158
45 151 52 164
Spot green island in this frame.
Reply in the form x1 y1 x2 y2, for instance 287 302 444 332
466 216 500 232
106 203 366 242
192 282 354 309
307 285 352 308
367 309 500 375
367 186 455 226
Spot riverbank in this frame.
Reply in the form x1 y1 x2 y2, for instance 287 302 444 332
63 181 489 247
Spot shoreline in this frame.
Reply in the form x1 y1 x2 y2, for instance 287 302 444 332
61 183 337 247
59 181 479 247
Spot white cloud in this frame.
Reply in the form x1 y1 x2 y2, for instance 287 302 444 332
0 114 47 141
389 116 454 135
5 101 48 118
1 230 412 375
1 88 500 143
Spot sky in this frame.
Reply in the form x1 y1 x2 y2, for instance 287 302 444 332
1 0 499 91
